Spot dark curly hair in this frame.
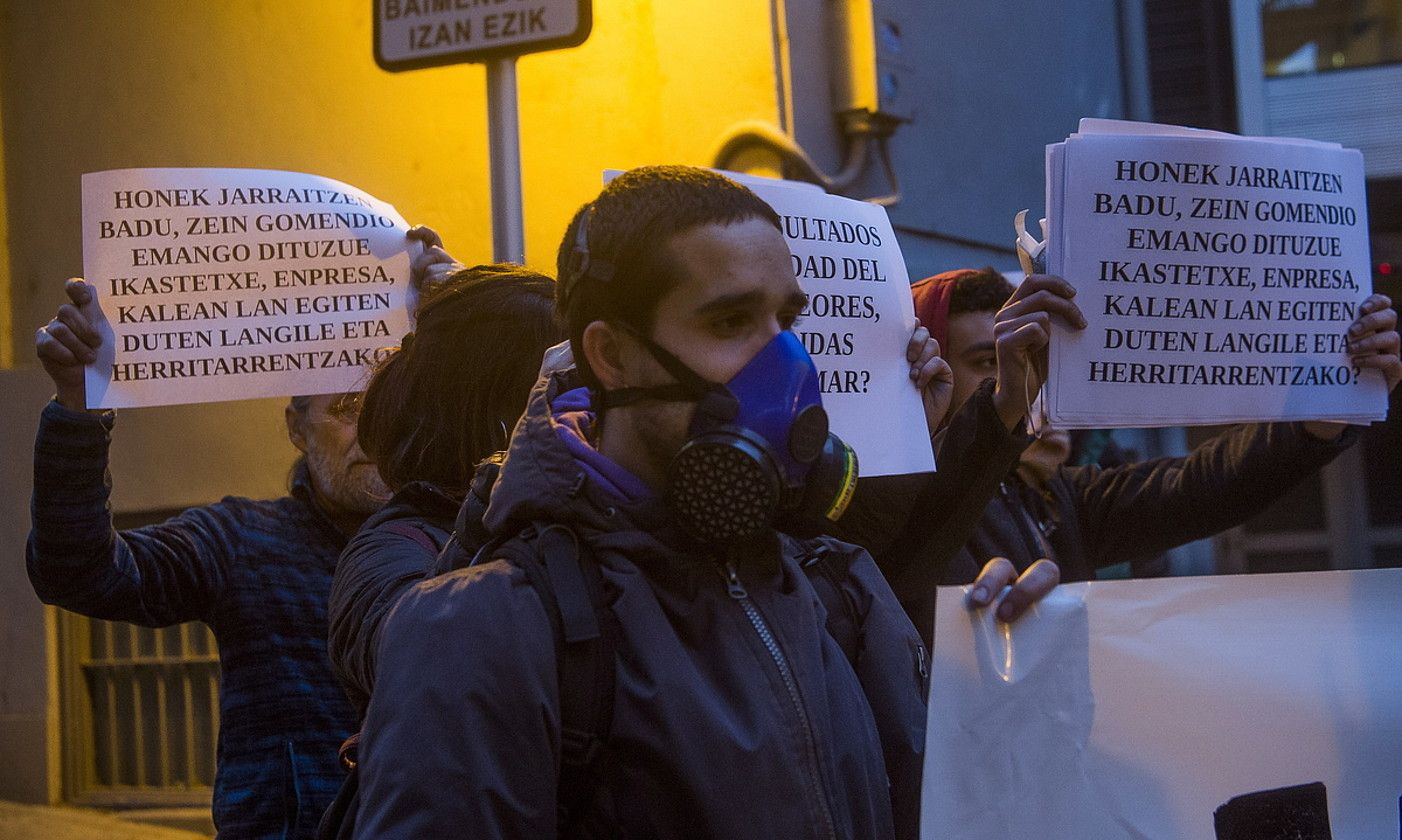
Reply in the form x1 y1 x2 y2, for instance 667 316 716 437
949 267 1016 316
356 265 563 497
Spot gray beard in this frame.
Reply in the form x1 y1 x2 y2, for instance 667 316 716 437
305 450 390 516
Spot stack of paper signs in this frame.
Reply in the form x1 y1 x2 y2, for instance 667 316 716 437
1043 119 1386 428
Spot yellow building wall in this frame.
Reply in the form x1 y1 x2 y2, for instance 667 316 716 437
1 0 784 357
0 0 786 804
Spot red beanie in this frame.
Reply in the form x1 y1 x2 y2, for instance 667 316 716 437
910 269 979 352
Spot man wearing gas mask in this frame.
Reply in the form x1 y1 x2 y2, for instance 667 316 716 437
352 166 1049 839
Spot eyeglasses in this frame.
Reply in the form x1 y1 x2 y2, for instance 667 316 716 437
305 393 362 425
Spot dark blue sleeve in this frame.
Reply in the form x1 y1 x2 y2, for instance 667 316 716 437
354 560 560 839
328 523 439 713
26 400 231 626
1070 421 1360 569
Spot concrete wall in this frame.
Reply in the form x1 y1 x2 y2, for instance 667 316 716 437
0 5 11 367
0 371 63 804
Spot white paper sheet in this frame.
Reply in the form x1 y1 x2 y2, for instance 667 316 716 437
81 168 413 408
1043 121 1386 428
922 568 1402 839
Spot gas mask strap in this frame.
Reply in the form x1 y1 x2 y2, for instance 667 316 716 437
596 323 731 411
597 383 700 409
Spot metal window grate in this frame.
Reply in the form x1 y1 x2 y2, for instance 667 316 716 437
58 509 221 808
61 612 220 806
85 620 220 790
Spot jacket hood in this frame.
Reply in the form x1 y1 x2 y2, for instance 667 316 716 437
483 369 685 549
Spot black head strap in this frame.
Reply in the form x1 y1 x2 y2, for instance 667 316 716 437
597 326 738 424
560 205 615 312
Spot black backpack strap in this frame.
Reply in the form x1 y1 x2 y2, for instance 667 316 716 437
801 543 863 666
484 523 617 836
531 525 616 836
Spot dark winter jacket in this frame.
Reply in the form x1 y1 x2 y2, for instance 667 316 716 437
354 372 929 840
328 480 459 716
942 419 1359 601
26 400 357 840
832 379 1032 638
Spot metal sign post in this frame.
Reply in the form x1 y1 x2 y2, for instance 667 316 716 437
486 58 525 263
374 0 592 264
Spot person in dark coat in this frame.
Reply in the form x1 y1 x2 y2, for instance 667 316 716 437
28 279 390 840
898 267 1402 631
353 166 1057 840
328 264 564 716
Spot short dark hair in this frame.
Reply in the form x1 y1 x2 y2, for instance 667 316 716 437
948 267 1016 316
555 165 782 389
356 265 563 497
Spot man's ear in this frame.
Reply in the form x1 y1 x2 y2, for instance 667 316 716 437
581 320 632 391
285 402 310 454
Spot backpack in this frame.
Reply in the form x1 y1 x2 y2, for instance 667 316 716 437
318 454 864 839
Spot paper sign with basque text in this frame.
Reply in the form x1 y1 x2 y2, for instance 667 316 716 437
1044 120 1387 428
921 568 1402 839
81 168 412 409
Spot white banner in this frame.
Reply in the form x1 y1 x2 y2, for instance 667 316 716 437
81 168 412 408
922 568 1402 839
1045 120 1387 428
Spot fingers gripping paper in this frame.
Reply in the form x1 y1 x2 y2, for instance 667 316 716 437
921 569 1402 839
81 168 413 409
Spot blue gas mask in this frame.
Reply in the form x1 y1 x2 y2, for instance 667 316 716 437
601 330 859 545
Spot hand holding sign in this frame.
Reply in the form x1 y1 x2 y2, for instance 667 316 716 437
1300 293 1402 441
406 224 466 316
1346 293 1401 389
35 279 102 411
991 274 1087 430
906 324 954 437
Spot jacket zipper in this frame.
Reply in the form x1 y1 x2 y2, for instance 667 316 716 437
722 561 840 840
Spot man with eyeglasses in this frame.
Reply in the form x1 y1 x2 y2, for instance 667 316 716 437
28 277 389 840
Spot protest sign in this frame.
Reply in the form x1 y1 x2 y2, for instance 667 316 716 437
727 174 936 477
921 568 1402 840
1044 120 1387 427
81 168 412 409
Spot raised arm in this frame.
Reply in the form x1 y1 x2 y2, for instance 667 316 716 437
1076 295 1399 569
1072 420 1358 570
27 279 229 625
